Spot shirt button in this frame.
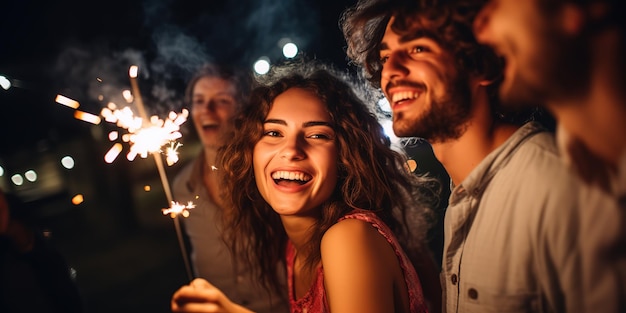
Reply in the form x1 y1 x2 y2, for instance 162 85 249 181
468 288 478 300
450 274 458 285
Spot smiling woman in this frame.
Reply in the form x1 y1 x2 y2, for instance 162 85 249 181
253 87 339 217
170 59 441 313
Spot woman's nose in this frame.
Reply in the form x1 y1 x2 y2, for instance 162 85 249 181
279 136 305 161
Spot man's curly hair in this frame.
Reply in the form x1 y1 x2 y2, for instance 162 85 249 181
341 0 552 127
341 0 500 87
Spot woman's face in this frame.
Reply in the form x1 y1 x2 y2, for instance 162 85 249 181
253 87 339 217
191 76 239 149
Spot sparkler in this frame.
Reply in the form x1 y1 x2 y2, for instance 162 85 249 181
56 66 194 280
162 201 195 218
122 65 193 280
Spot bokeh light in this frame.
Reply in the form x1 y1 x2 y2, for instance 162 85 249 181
61 156 75 169
11 174 24 186
24 170 37 182
254 58 271 75
72 194 84 205
0 75 11 90
282 42 298 58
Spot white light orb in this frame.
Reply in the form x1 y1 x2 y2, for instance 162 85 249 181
11 174 24 186
282 43 298 58
0 75 10 90
61 156 75 169
24 170 37 182
254 58 271 75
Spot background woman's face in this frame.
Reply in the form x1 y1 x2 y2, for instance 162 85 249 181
191 77 239 149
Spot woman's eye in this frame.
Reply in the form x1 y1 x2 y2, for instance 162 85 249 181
309 133 333 140
216 98 235 107
380 55 389 64
263 130 281 137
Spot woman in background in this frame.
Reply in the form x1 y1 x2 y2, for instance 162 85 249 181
172 63 289 312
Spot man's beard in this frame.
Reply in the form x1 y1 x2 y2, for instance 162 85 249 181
393 74 473 144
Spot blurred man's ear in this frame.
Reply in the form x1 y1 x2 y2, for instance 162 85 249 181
478 75 501 87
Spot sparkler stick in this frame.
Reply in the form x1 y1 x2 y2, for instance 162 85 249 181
128 65 193 280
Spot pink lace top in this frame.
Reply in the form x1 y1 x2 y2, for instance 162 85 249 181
285 209 429 313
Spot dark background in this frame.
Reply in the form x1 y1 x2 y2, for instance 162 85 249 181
0 1 448 312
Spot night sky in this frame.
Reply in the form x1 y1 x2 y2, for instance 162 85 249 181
0 0 356 157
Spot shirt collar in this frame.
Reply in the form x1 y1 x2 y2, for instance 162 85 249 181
450 122 546 203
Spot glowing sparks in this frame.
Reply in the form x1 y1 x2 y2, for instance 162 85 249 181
104 143 123 163
101 105 188 163
55 94 80 109
122 89 133 103
165 142 183 166
74 110 102 124
162 201 195 218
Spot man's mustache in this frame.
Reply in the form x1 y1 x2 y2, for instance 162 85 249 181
385 80 426 95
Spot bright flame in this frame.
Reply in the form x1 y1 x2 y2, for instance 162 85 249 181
74 110 102 124
162 201 195 218
129 65 138 78
55 94 80 109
